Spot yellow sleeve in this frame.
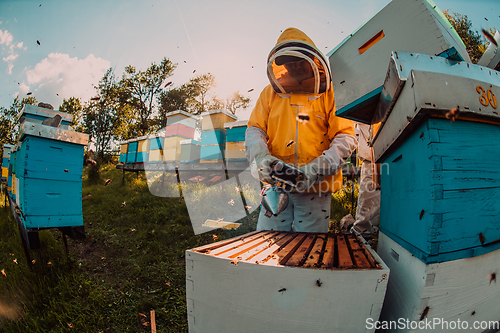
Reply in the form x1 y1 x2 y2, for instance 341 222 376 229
247 85 275 133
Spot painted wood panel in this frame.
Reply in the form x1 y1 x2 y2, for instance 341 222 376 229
200 110 237 131
200 145 224 161
128 141 138 153
225 126 247 142
149 149 164 162
378 232 500 333
380 118 500 263
201 130 225 146
137 139 148 152
149 137 163 150
180 141 201 162
165 123 195 138
225 141 246 160
186 231 389 333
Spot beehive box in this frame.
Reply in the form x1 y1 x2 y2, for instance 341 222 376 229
200 109 237 131
119 143 128 163
327 0 469 124
165 123 196 138
14 120 88 230
166 110 199 128
149 149 164 163
186 230 389 333
224 120 247 162
2 144 13 182
372 66 500 263
180 139 201 163
377 232 500 333
17 104 73 130
200 130 226 163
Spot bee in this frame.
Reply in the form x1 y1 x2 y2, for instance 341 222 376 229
230 260 238 266
419 306 430 321
419 210 425 220
286 140 295 148
316 279 322 287
490 272 497 284
445 107 460 123
248 89 254 93
278 287 287 294
296 114 310 124
104 179 112 186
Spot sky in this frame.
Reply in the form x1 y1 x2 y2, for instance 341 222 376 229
1 0 499 123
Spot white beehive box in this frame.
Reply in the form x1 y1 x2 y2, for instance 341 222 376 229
327 0 469 124
186 230 390 333
377 232 500 333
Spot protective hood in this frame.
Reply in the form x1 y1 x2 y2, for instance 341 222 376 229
267 28 332 95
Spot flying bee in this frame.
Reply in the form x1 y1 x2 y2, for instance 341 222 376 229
482 29 498 47
316 279 323 287
445 107 460 123
278 287 287 294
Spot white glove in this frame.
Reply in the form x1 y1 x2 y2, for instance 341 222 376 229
296 155 332 192
248 144 281 184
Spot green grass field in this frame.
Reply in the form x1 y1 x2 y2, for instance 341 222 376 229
0 163 357 332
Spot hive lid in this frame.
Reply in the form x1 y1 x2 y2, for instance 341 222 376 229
224 120 248 129
373 68 500 162
18 120 89 145
189 230 382 270
166 110 200 120
200 108 238 120
327 0 469 124
17 104 73 123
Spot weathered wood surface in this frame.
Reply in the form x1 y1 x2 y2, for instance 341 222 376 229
378 232 500 333
186 230 389 333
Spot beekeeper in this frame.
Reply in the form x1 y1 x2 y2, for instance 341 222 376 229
245 27 357 232
351 122 380 239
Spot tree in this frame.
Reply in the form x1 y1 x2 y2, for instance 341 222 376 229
59 97 84 132
84 68 124 159
121 57 176 135
0 95 38 146
443 10 487 64
157 84 191 128
224 91 250 115
185 73 216 115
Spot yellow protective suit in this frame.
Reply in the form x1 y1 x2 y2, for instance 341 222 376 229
247 27 355 193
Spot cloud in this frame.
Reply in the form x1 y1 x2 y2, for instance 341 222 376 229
24 53 111 106
0 29 13 46
1 29 24 74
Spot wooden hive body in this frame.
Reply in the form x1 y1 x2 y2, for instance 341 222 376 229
377 232 500 333
13 120 88 229
186 230 389 333
372 64 500 264
224 120 248 162
180 139 201 163
2 144 13 182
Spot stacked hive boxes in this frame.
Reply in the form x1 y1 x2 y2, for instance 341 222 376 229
126 140 138 164
372 56 500 330
2 144 13 183
327 1 500 330
223 120 248 163
135 136 149 163
200 109 237 163
148 134 164 163
164 111 198 162
118 142 128 163
12 104 89 248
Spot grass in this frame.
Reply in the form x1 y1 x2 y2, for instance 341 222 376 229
0 163 357 332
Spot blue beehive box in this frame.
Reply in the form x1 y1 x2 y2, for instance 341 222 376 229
201 130 225 146
372 56 500 263
200 145 225 161
14 118 89 232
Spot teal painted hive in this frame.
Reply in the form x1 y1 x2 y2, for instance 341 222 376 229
371 59 500 264
14 118 88 232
